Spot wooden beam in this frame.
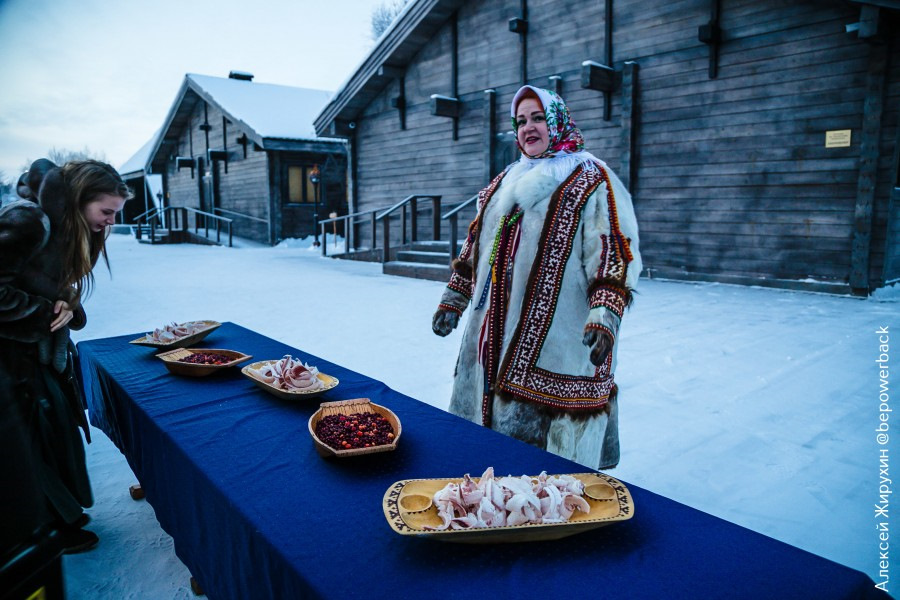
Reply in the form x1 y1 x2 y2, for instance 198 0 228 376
392 77 407 130
620 61 639 193
882 123 900 285
519 0 528 85
451 11 459 140
377 64 405 79
858 5 881 39
604 0 612 120
430 94 461 118
221 117 228 174
548 75 563 96
699 0 722 79
850 41 888 291
484 89 496 185
581 61 615 92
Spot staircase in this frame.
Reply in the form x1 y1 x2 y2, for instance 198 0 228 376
383 241 455 282
319 192 478 282
135 224 171 244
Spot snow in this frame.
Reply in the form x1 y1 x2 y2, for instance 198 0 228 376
186 74 336 142
118 131 161 178
65 234 897 597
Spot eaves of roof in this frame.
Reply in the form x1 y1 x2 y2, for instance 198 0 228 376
313 0 466 137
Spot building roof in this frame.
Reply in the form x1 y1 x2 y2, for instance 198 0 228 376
119 130 161 179
148 74 343 174
313 0 465 138
187 74 334 141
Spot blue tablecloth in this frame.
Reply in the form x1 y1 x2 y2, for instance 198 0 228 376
77 323 888 600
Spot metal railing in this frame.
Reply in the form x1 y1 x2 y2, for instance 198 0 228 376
133 206 234 247
440 194 478 262
319 195 442 263
213 207 268 224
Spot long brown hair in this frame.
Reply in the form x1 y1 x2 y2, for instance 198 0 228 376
59 160 132 301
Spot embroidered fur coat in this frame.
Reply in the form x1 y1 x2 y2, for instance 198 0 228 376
438 156 641 470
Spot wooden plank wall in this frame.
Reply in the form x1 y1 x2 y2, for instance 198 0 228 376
874 36 899 285
166 100 270 243
629 0 866 284
350 0 898 288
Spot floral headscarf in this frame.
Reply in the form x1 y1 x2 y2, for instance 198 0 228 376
510 85 585 159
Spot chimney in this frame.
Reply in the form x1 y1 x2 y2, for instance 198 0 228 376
228 71 254 81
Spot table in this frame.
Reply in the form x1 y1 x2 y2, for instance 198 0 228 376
77 323 889 600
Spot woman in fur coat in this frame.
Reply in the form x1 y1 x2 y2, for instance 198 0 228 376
0 159 130 553
433 86 641 470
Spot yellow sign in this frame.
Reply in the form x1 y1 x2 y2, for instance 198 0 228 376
825 130 852 148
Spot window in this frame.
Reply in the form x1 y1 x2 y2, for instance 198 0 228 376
287 165 317 203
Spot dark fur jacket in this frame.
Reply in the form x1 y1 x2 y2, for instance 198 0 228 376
0 159 87 367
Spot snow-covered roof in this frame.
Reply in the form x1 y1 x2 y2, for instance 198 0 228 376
119 130 161 178
187 74 333 141
146 73 345 174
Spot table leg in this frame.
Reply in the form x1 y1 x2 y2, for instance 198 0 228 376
190 576 205 596
128 484 145 500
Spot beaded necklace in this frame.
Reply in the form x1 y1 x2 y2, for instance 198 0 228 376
475 208 523 311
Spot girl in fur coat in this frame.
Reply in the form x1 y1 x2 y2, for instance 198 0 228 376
0 159 130 554
433 86 641 470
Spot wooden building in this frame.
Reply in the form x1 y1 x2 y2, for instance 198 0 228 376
119 131 163 225
314 0 899 293
147 72 347 245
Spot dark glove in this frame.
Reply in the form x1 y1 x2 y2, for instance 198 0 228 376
583 328 613 366
432 308 460 337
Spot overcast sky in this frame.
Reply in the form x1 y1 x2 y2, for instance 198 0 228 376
0 0 385 179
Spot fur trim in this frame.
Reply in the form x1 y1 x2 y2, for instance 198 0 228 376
587 276 634 309
451 258 473 280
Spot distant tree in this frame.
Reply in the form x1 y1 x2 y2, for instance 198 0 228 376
47 146 108 166
20 146 108 173
371 0 409 40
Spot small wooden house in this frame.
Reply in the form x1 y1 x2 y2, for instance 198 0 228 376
119 131 163 225
314 0 899 293
146 72 347 245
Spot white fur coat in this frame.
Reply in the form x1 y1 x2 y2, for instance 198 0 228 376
443 156 641 470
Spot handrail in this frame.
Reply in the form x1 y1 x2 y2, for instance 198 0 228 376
440 194 478 262
132 206 161 223
213 207 267 224
133 205 234 247
318 195 441 262
183 207 233 247
375 195 417 221
440 194 477 220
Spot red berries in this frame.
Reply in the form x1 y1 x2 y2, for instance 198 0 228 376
315 412 395 451
178 352 231 365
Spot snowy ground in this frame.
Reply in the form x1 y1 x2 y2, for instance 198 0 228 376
64 233 897 598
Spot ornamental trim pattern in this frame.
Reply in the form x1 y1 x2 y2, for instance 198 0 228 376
444 170 508 302
496 165 618 412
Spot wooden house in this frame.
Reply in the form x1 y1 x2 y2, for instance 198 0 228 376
119 131 163 225
146 72 347 245
314 0 899 294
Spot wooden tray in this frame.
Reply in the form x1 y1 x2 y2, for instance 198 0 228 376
157 348 253 377
241 360 338 400
129 320 221 349
383 472 633 543
308 398 401 458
